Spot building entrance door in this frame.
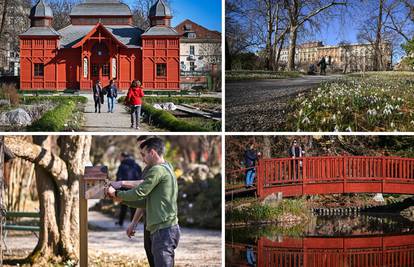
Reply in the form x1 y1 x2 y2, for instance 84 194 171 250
91 42 110 87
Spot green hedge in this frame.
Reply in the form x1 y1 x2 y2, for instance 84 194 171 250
26 96 87 131
118 96 220 131
142 103 208 131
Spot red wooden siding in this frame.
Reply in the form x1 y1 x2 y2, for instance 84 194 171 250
142 37 180 90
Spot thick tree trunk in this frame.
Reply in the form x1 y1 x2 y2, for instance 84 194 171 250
0 0 9 38
287 26 298 71
4 136 91 264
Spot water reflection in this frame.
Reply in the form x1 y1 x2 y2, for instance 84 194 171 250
226 214 414 267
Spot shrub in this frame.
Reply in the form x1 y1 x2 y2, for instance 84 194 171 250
0 83 20 105
26 97 86 131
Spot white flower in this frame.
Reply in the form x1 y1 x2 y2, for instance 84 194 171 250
345 126 352 132
302 116 310 124
390 122 395 128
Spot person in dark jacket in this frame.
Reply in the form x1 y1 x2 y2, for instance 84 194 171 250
125 80 145 129
244 143 261 188
105 79 118 113
92 80 104 113
318 56 327 75
115 152 143 226
288 139 304 179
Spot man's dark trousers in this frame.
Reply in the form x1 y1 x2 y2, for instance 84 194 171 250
151 224 180 267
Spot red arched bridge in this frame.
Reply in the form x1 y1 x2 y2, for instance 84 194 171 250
226 234 414 267
225 156 414 197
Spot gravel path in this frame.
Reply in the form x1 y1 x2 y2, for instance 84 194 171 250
225 74 344 131
3 204 222 267
82 94 158 132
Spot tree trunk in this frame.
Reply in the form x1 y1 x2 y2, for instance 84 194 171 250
287 25 298 71
374 0 384 71
265 0 274 70
4 136 92 264
0 0 9 38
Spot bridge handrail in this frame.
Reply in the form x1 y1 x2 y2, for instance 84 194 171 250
226 155 414 196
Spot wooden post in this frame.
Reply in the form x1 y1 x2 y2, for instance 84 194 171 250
79 175 88 267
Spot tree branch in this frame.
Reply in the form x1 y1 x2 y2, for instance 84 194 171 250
4 136 68 186
298 1 347 27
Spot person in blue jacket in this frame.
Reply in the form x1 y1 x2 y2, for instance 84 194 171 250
105 79 118 113
244 143 261 188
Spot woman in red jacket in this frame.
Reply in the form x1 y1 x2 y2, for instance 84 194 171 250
125 80 145 129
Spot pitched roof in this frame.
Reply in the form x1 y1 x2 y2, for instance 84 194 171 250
141 26 179 37
174 19 221 41
20 26 60 37
70 0 132 16
58 24 143 48
30 0 53 18
149 0 172 17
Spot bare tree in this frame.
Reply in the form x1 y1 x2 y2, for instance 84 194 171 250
49 0 80 30
0 0 9 38
284 0 347 71
4 136 91 264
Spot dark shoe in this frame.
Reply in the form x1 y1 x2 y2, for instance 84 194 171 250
130 124 134 128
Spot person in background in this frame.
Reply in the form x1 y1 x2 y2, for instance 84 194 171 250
244 143 261 188
288 139 304 179
125 80 145 129
92 80 104 113
115 152 142 227
105 79 118 113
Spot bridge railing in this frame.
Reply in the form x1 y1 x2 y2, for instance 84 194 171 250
225 166 257 192
259 156 414 185
257 156 414 196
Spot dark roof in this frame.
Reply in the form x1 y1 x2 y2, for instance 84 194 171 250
20 27 60 37
175 19 221 40
30 0 53 18
142 26 179 36
70 0 132 16
58 25 143 48
149 0 172 17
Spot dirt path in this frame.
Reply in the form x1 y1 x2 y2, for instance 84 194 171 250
225 74 344 131
81 94 160 132
3 206 221 267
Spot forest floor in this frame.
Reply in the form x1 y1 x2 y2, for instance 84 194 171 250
3 201 221 267
81 94 163 132
225 74 344 131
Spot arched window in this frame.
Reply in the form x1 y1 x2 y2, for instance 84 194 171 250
83 57 88 78
112 57 116 79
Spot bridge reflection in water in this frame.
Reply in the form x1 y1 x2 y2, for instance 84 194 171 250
226 234 414 267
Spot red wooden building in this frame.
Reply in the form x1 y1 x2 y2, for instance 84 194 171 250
19 0 180 91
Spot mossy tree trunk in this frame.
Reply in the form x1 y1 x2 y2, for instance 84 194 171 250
4 136 91 265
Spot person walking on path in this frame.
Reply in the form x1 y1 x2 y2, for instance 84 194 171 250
107 137 180 267
105 79 118 113
318 56 327 75
93 80 104 113
244 143 261 188
288 139 304 180
125 80 145 129
115 152 142 227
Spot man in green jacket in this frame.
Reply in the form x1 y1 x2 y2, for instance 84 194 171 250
107 137 180 267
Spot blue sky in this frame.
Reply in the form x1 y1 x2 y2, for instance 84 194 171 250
123 0 222 32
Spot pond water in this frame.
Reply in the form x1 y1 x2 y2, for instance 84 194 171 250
226 214 414 267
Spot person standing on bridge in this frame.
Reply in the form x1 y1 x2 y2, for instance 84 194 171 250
244 143 261 188
288 139 304 180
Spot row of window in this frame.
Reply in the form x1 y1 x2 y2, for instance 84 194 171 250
32 63 167 77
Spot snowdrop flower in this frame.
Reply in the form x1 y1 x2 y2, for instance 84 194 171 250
345 126 352 132
302 116 310 124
